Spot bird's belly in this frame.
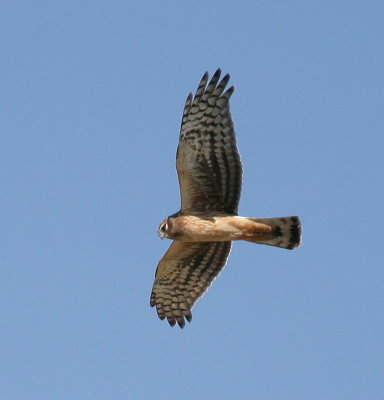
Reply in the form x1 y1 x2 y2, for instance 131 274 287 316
176 215 242 242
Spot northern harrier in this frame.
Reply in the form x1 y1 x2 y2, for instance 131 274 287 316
150 69 301 328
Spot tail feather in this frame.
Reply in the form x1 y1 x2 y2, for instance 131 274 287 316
244 216 301 250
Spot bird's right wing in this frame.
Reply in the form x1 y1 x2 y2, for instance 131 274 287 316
150 240 231 328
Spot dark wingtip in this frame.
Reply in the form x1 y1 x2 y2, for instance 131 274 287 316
201 71 209 82
185 312 192 323
222 72 230 82
165 312 192 329
223 85 235 99
177 320 185 329
213 68 221 77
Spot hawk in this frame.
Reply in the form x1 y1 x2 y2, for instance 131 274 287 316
150 69 301 328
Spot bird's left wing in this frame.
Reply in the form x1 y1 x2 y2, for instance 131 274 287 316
176 69 242 214
150 240 231 328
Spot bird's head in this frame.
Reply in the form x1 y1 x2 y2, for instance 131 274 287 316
158 218 170 239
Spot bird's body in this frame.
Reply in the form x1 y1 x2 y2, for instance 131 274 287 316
159 214 300 247
150 69 301 328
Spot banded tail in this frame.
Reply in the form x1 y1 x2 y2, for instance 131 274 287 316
244 216 301 250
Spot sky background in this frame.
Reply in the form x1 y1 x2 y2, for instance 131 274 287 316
1 1 383 399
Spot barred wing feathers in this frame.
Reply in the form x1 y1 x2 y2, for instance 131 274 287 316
150 241 231 328
176 69 242 214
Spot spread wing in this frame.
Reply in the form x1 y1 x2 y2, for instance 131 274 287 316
150 240 231 328
176 69 242 214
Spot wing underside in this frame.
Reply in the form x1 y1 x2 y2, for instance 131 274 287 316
150 240 231 328
176 69 242 214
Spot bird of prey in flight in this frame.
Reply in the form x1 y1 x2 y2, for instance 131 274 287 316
150 69 301 328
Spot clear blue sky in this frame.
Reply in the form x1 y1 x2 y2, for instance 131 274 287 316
1 1 383 399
